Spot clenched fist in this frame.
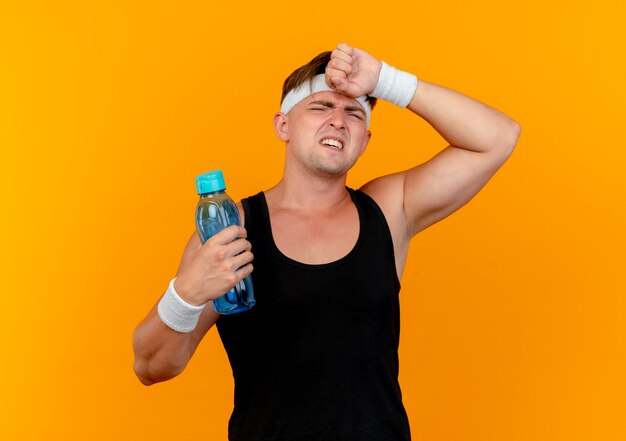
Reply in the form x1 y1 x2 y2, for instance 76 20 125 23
325 43 382 98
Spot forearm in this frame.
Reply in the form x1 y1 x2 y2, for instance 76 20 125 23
408 80 520 154
132 306 199 385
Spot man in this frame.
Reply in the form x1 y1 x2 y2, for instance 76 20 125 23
133 43 521 440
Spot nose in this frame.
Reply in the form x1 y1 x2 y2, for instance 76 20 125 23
327 108 346 130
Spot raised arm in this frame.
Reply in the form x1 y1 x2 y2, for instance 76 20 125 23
396 77 520 237
327 43 520 245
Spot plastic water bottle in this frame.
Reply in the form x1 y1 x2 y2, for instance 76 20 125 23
195 170 256 314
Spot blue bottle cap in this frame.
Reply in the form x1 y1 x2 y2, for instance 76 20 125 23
196 170 226 195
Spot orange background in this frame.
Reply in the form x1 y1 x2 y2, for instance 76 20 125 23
1 1 624 439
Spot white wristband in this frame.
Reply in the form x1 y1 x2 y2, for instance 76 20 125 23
157 277 207 333
371 61 418 108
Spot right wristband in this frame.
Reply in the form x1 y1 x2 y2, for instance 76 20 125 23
157 277 207 333
371 61 418 108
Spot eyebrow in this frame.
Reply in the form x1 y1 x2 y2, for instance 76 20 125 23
308 100 366 116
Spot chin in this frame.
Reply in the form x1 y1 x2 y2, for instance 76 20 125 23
314 164 352 178
305 154 358 178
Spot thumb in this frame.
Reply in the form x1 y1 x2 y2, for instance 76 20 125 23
330 76 361 98
330 76 347 90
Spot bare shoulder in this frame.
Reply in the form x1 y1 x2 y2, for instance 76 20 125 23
360 172 408 237
359 173 411 277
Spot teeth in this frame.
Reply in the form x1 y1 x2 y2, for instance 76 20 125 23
321 139 343 149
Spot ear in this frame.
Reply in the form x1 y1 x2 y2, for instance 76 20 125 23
273 112 289 142
358 130 372 156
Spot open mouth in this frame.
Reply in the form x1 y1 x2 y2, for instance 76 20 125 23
320 138 344 150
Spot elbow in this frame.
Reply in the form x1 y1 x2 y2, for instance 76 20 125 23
132 331 159 386
131 316 193 386
133 357 185 386
134 359 157 386
495 119 521 161
137 376 156 387
505 120 521 154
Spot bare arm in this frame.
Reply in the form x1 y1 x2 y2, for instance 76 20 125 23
132 222 253 385
363 79 520 245
328 43 520 245
132 277 219 385
326 43 520 280
398 79 520 236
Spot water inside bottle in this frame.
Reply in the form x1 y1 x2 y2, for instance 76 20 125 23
196 193 256 314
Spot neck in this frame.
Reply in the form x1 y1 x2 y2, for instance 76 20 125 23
266 162 351 211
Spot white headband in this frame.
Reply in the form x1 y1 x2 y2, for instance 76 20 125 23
280 74 371 127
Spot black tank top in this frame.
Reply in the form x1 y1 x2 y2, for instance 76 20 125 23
216 188 411 441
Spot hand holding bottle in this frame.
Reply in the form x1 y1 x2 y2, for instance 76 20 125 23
174 225 254 306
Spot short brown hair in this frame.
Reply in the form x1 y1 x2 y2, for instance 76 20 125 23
280 51 377 110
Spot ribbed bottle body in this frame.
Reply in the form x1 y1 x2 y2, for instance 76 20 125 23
196 190 255 314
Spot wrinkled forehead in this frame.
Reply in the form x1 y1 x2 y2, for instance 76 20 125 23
300 90 366 110
280 74 371 126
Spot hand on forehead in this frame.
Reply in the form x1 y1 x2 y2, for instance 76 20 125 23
325 42 381 101
280 74 371 126
325 43 355 91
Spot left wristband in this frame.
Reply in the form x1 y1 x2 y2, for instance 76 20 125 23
371 61 418 108
157 277 207 333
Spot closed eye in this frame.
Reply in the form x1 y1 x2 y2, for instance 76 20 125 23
307 101 365 121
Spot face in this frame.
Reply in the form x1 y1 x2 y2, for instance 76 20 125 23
274 91 371 178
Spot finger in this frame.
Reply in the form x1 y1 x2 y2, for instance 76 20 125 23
326 67 347 80
223 238 252 256
327 75 346 92
331 48 352 65
325 68 347 89
328 57 353 76
336 42 354 56
229 251 254 271
234 263 254 280
208 225 247 245
330 77 361 98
